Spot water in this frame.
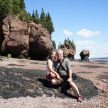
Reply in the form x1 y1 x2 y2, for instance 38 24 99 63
90 57 108 62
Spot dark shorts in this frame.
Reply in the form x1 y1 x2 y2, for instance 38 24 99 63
60 75 68 81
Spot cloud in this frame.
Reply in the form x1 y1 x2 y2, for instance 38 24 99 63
63 29 73 36
76 28 100 38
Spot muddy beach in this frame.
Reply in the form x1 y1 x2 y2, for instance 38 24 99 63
0 57 108 108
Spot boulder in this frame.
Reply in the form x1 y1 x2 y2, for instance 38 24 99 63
60 42 76 60
0 16 53 60
1 15 29 58
80 50 90 61
0 67 99 99
28 22 53 60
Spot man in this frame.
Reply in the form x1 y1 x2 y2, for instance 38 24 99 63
53 49 83 102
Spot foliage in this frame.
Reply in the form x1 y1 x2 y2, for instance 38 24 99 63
45 12 54 34
0 0 25 20
64 38 76 49
0 0 11 20
0 0 54 34
52 40 56 49
32 10 39 24
40 8 46 27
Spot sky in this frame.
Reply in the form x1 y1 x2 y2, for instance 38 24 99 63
24 0 108 59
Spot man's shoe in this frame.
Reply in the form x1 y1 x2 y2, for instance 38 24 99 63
77 95 84 102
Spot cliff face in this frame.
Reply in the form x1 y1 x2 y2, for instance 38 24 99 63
28 22 53 60
1 15 29 57
0 15 53 59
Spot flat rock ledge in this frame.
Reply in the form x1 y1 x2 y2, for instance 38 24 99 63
0 67 99 100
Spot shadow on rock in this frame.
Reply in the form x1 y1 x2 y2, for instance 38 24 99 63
38 78 77 99
0 67 99 99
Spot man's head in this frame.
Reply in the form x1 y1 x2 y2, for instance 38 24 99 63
56 49 64 61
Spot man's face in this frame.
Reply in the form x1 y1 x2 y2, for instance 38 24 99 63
57 51 63 61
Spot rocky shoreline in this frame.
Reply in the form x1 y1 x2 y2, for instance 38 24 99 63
0 57 108 108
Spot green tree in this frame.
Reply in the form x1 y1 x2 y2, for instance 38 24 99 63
34 10 39 24
40 8 46 27
52 40 56 50
31 10 39 24
0 0 11 20
45 12 54 34
19 11 32 22
0 0 26 20
64 38 76 49
12 0 21 14
19 0 25 10
32 10 35 22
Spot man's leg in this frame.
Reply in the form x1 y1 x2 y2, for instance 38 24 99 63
51 78 63 85
67 80 80 96
67 80 83 102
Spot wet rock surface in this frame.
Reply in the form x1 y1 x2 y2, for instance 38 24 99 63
0 67 98 99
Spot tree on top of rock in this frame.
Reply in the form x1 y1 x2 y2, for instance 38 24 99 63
39 8 54 34
40 8 46 28
64 38 76 49
0 0 26 20
32 10 39 24
45 12 54 34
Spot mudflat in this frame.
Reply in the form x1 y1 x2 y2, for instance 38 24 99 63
0 57 108 108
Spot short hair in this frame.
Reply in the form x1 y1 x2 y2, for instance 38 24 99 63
57 49 63 55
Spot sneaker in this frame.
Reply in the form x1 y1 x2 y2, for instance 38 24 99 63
77 95 84 102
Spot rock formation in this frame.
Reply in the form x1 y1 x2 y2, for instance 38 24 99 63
28 22 53 60
80 50 90 61
1 15 29 58
0 15 53 59
60 42 76 60
0 66 98 99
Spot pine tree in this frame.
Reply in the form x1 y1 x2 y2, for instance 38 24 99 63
32 10 39 24
64 38 76 49
0 0 11 20
0 0 26 20
19 0 25 10
32 10 35 22
12 0 21 14
45 12 54 34
34 10 39 24
40 8 46 28
52 40 56 50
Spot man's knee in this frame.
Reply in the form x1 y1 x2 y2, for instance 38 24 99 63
66 79 74 85
51 79 62 85
51 79 57 85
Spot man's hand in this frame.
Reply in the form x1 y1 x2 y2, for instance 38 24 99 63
56 74 61 79
56 74 63 81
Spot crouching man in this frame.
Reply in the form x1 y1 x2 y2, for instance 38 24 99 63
53 49 83 102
